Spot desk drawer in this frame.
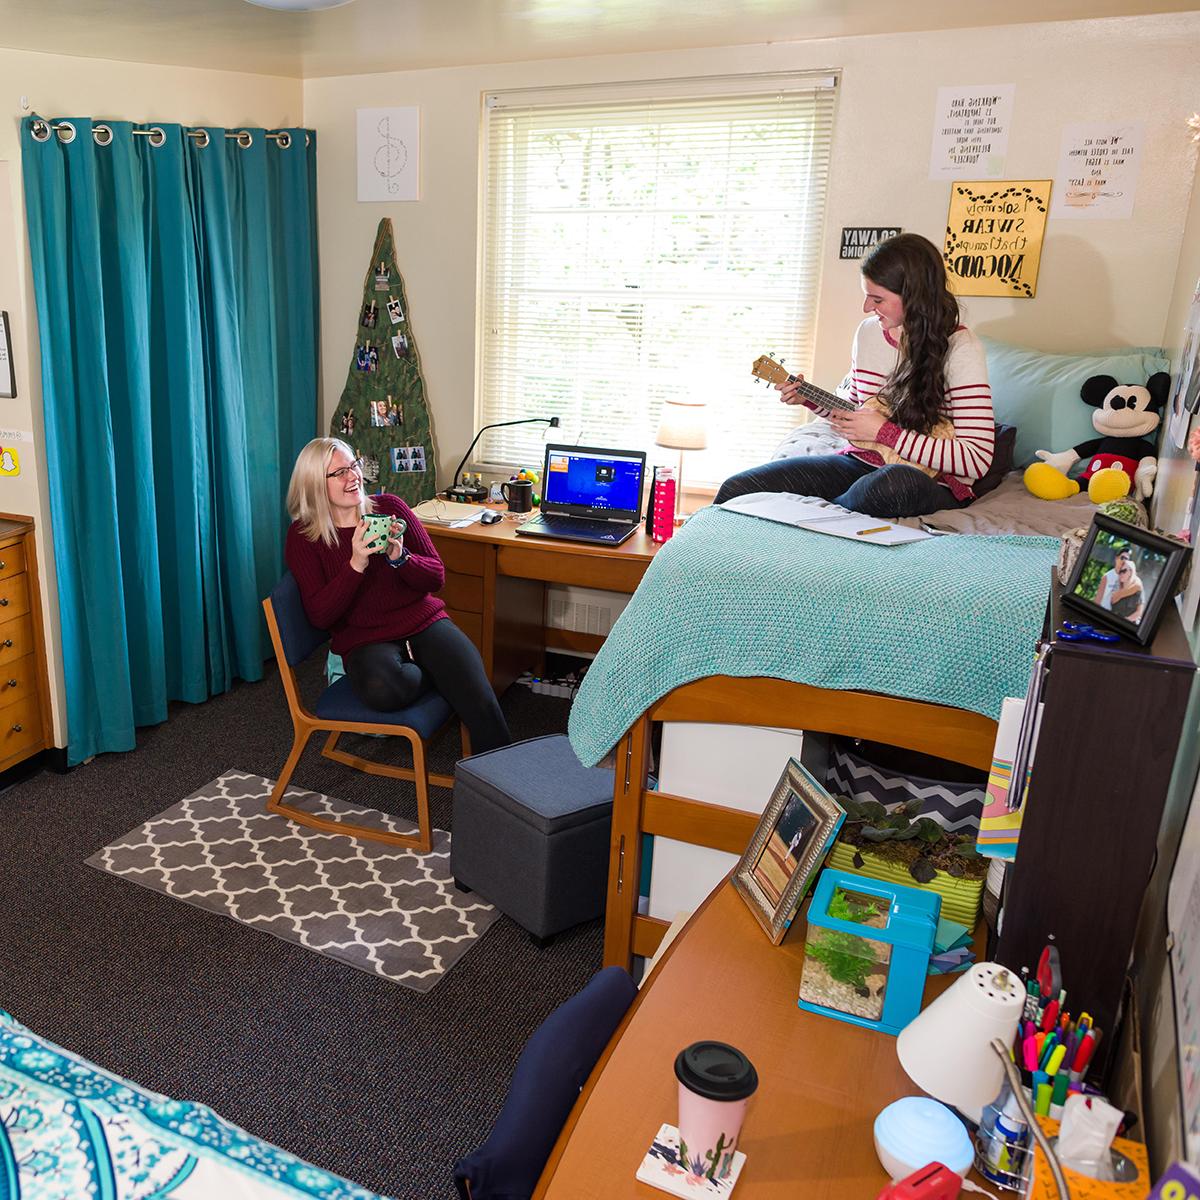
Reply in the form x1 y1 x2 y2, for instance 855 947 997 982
0 575 30 621
440 570 484 613
0 654 37 710
0 544 26 583
436 539 486 576
446 610 484 656
497 545 646 593
0 612 34 666
0 695 42 763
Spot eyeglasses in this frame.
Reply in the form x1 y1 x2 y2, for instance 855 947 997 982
326 458 363 480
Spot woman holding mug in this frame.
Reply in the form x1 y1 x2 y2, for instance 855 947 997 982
715 233 995 518
285 438 511 753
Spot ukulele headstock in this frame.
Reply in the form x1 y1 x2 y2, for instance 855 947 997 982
751 355 791 387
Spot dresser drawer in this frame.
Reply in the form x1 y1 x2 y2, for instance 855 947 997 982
0 544 26 583
0 612 34 666
0 574 30 621
435 539 486 576
0 695 42 764
0 654 37 710
439 570 484 613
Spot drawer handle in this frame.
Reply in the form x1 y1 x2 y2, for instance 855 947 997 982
1 640 11 649
5 680 15 689
0 561 6 570
10 723 21 733
0 599 9 607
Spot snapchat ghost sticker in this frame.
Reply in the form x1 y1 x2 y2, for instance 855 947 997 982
0 448 19 477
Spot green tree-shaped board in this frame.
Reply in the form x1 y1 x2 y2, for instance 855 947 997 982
330 218 437 505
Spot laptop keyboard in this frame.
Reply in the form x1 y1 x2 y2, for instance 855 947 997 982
530 514 628 535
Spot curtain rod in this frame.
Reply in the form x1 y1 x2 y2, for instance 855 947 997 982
29 117 310 150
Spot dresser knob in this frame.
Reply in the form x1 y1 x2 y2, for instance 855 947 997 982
1 640 11 649
11 724 21 733
0 599 9 607
6 680 16 689
0 561 7 570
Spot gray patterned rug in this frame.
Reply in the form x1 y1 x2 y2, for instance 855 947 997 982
86 770 500 992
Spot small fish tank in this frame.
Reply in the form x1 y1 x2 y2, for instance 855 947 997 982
798 868 940 1035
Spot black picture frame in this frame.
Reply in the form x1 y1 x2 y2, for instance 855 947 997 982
1062 513 1191 645
0 311 14 399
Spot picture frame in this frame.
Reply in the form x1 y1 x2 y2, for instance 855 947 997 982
1062 512 1191 645
732 758 847 944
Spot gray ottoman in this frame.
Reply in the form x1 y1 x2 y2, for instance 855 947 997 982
450 734 614 942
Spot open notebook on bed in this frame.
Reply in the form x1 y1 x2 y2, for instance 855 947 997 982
721 491 932 545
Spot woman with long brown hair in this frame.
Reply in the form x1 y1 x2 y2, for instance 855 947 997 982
716 233 994 517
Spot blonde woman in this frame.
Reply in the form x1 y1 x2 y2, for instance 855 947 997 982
284 438 511 753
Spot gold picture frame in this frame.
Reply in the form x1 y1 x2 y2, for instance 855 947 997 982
732 758 847 944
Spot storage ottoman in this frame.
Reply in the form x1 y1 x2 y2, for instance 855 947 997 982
450 734 614 941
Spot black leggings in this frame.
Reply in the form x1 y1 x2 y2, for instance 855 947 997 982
343 618 512 755
714 453 965 518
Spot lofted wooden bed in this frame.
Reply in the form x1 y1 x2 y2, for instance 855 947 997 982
601 673 999 970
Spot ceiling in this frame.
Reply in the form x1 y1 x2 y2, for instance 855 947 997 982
0 0 1196 78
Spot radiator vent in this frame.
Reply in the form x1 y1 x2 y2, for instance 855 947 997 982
546 586 629 636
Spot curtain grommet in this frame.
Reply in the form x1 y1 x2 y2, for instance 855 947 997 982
30 118 51 143
55 121 76 145
235 130 253 149
146 126 166 148
191 129 210 149
92 124 113 147
275 130 292 150
305 132 311 147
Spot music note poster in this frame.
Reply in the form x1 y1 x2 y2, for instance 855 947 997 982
356 107 420 202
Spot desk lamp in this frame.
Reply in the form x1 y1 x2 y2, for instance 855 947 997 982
446 416 559 502
654 398 707 524
890 962 1070 1199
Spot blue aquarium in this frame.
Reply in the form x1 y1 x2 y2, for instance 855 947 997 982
798 868 940 1035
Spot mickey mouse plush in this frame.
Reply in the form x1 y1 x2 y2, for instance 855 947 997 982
1023 372 1169 502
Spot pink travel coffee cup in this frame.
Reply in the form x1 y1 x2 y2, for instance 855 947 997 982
674 1041 758 1180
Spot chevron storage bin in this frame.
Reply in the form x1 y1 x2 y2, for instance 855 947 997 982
825 739 986 836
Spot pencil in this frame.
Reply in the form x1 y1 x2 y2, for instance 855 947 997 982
855 525 892 536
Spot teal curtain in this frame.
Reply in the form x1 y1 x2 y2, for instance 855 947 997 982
21 118 318 765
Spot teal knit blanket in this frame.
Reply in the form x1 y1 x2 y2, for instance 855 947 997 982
568 506 1058 766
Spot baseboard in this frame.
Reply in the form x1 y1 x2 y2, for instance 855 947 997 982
0 746 70 793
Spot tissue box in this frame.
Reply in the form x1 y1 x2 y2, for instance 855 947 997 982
1028 1116 1148 1200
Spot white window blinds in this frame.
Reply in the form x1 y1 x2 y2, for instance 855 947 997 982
478 73 837 485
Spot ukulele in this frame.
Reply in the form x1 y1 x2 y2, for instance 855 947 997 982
750 354 953 479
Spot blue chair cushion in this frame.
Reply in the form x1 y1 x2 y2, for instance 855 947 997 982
268 572 328 666
454 966 637 1200
455 735 613 835
315 675 453 740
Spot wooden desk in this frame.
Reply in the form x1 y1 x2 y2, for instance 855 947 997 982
536 879 969 1198
425 513 659 692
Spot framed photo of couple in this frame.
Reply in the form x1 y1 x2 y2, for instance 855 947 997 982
1062 513 1191 645
732 759 847 944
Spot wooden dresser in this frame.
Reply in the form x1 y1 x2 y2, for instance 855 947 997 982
0 514 52 772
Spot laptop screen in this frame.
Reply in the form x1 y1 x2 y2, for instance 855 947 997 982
540 445 646 521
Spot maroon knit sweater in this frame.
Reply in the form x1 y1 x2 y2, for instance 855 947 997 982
285 494 447 655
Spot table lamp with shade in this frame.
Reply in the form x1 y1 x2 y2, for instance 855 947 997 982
875 962 1070 1198
654 398 708 524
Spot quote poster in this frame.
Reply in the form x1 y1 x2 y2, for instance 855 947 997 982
929 85 1015 180
1051 123 1143 220
943 180 1051 298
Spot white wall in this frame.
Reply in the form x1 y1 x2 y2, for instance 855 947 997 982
305 12 1200 490
0 48 302 746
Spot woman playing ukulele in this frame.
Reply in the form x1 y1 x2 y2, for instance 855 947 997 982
716 233 994 518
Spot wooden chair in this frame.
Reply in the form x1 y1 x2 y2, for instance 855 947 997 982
262 572 468 853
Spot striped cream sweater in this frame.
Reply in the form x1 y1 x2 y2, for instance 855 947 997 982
844 318 995 498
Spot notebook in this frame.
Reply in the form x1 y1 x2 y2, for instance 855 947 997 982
515 444 646 545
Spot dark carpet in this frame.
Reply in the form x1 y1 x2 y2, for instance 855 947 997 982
0 659 602 1199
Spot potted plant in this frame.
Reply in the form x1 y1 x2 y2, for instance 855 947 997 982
824 796 988 926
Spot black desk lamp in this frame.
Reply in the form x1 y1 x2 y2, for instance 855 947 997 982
445 416 560 502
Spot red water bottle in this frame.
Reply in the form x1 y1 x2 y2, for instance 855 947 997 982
651 466 676 543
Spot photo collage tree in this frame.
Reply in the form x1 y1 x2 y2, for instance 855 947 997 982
331 218 437 505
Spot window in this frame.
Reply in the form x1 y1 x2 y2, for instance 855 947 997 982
479 73 837 486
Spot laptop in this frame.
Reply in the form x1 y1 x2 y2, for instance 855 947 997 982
515 444 647 546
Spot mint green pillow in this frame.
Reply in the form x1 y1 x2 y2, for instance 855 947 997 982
979 336 1170 469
